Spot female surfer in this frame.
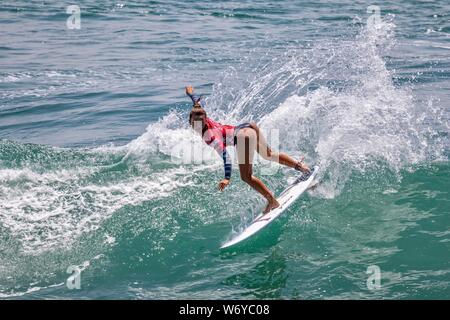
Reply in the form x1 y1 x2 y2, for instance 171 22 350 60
186 86 311 214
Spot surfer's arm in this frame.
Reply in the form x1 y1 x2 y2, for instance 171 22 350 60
209 137 232 181
222 149 232 180
185 86 203 106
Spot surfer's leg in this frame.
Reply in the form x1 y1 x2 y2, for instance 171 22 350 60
250 123 310 174
238 163 280 214
236 129 280 214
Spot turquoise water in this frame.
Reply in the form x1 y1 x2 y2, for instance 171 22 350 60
0 1 449 299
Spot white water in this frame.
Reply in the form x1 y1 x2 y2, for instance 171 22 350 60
1 17 447 258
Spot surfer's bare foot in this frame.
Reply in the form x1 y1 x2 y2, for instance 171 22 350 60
295 158 310 174
263 198 280 214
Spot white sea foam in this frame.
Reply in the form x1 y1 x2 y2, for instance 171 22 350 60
209 16 447 198
1 14 449 299
0 165 194 254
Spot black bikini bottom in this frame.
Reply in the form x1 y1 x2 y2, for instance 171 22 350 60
233 123 253 146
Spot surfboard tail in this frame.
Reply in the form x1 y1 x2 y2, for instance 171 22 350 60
220 166 320 249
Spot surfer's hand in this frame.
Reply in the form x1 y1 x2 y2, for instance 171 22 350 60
300 163 311 174
185 86 194 95
296 157 311 174
218 179 230 191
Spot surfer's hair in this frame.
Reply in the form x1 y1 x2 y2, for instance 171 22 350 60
189 104 207 126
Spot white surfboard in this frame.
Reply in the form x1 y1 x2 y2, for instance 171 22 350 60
221 166 319 249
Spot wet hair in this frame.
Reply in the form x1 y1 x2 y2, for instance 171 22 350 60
189 104 207 126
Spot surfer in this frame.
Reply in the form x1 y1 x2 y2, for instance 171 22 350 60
186 86 311 214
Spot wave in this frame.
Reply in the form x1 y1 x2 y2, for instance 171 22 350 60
1 15 449 297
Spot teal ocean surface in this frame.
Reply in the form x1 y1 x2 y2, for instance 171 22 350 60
0 1 449 299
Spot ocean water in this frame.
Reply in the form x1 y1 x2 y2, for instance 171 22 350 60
0 0 449 299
